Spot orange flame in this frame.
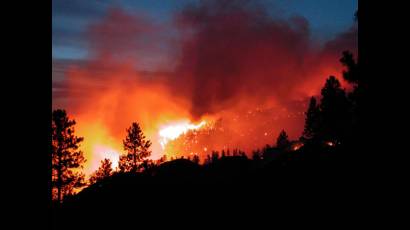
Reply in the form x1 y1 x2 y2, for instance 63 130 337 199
158 120 206 149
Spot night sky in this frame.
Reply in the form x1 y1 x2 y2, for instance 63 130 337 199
53 0 357 69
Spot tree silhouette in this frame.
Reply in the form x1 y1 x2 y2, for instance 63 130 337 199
340 50 360 113
319 76 351 143
221 150 226 158
141 159 155 172
239 150 247 158
340 50 362 149
261 144 274 160
118 154 132 173
211 151 219 163
252 149 261 161
119 122 152 172
204 154 212 165
232 149 238 156
301 97 320 142
157 155 167 164
192 155 200 164
276 130 290 150
89 158 113 185
340 51 359 85
52 109 86 203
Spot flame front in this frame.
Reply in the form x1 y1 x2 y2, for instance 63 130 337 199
159 120 206 149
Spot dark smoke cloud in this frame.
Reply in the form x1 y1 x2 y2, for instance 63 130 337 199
86 8 158 60
323 24 358 58
55 0 357 123
55 1 357 137
168 0 357 120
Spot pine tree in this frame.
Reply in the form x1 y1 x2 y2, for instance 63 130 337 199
301 97 320 141
221 149 226 158
141 159 154 172
252 149 261 161
118 154 132 173
340 50 360 125
276 129 290 150
211 151 219 163
192 155 200 164
340 51 359 85
52 109 86 203
89 158 113 185
119 122 151 172
204 154 212 165
319 76 350 142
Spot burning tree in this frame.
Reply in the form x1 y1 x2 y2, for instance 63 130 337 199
52 109 86 203
119 122 152 172
89 158 113 185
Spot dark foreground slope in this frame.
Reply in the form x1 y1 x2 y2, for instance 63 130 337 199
52 143 359 229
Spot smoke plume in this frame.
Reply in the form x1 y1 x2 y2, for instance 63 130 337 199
53 1 357 174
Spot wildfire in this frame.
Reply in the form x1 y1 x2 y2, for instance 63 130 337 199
93 145 120 170
158 120 206 149
292 142 304 151
75 121 123 176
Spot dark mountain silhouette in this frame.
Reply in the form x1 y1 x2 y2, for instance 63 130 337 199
154 158 201 180
53 140 351 229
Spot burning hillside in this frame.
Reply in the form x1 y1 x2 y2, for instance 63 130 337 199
52 1 357 176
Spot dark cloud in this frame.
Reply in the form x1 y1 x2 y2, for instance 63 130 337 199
54 1 357 122
323 24 358 57
169 0 348 119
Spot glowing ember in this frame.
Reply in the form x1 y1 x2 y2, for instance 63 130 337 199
292 142 304 151
159 120 206 149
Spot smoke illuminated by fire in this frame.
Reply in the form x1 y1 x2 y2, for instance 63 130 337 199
52 1 357 176
75 121 123 175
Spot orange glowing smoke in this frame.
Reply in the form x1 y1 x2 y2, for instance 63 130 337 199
53 4 356 176
65 59 196 176
75 121 122 175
